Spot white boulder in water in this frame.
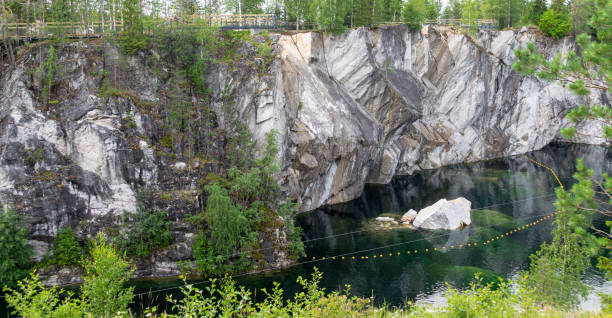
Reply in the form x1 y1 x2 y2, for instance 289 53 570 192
412 198 472 230
401 209 418 224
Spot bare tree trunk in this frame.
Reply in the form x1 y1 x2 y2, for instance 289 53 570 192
351 0 354 28
79 0 86 37
70 0 75 35
179 0 184 23
572 0 577 36
112 0 116 31
85 0 90 36
507 0 511 28
41 0 45 38
26 0 31 41
1 0 15 68
120 0 125 31
101 0 105 33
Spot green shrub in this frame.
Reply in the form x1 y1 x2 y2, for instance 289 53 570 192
193 182 256 276
149 25 216 93
256 41 275 72
27 147 44 165
538 9 572 39
35 46 58 104
53 227 83 266
80 234 134 317
279 200 305 258
160 134 173 149
0 207 32 288
115 208 173 258
6 235 134 317
193 130 304 277
192 232 219 276
3 273 83 318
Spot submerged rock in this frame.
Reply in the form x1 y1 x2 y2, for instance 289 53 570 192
413 197 472 230
401 209 418 224
375 216 398 224
471 209 517 228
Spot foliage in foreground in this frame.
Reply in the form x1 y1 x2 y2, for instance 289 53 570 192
4 234 134 318
5 259 606 318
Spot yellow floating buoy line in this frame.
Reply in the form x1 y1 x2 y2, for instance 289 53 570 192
128 211 560 299
127 154 565 298
304 154 565 263
521 154 564 189
305 211 558 263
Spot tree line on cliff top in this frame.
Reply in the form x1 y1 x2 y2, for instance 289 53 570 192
0 0 599 36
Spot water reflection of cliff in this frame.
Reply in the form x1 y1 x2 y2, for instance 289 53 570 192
294 142 610 305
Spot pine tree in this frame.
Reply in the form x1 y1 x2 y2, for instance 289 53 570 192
53 227 83 266
402 0 425 31
424 0 441 20
0 207 32 288
513 0 611 309
120 0 147 55
526 0 547 24
442 0 463 19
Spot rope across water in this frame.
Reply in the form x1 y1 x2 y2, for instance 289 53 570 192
131 154 566 297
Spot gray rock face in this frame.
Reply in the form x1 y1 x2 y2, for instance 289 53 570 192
0 40 293 283
0 26 610 281
273 26 609 211
413 197 472 230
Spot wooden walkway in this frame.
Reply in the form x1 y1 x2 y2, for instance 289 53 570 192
424 19 498 29
1 14 283 40
1 16 499 41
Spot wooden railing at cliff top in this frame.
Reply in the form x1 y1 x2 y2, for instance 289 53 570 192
1 15 499 40
424 18 498 28
1 14 283 40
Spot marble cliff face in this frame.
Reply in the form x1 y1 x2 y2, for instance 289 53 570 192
0 25 608 280
266 26 608 211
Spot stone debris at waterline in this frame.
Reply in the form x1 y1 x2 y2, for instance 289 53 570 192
412 197 472 230
375 216 398 224
401 209 418 224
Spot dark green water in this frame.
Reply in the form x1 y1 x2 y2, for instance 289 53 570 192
128 144 612 312
1 143 610 315
127 142 611 313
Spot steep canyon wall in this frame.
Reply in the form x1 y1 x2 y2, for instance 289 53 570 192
0 25 608 280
